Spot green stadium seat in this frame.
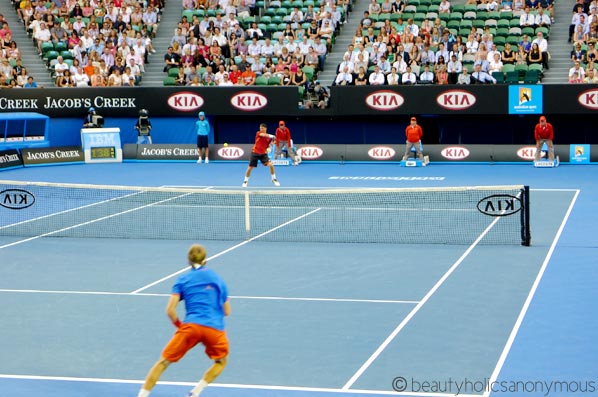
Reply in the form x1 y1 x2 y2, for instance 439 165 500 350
168 68 180 78
523 70 540 84
268 76 281 85
54 41 67 52
255 75 269 85
302 66 314 81
163 76 176 85
505 71 519 84
492 71 505 83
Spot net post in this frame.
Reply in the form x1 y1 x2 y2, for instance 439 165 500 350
521 185 531 246
244 191 250 234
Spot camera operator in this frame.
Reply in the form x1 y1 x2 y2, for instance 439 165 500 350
135 109 153 144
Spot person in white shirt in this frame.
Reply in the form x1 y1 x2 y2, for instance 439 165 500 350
535 7 551 27
247 38 262 57
260 38 275 57
387 68 400 85
335 65 353 85
486 44 500 62
439 0 451 13
54 56 69 77
289 7 304 23
338 54 354 74
34 23 52 54
368 66 385 85
488 52 503 73
471 63 497 84
447 54 462 84
402 66 417 85
419 65 435 84
532 31 549 69
73 68 90 87
392 54 408 74
246 22 264 39
458 67 471 84
520 7 536 28
569 61 585 80
465 34 479 54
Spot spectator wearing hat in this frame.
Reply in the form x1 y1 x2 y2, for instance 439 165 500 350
275 121 295 164
534 116 555 161
402 117 425 163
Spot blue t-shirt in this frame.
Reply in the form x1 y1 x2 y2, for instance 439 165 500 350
195 119 210 136
172 267 228 331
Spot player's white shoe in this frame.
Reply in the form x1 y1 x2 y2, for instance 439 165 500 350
272 179 280 186
242 181 248 188
197 159 202 163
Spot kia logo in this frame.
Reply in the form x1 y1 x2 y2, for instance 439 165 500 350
436 90 476 110
167 92 204 111
297 146 323 159
477 194 522 217
217 146 244 159
516 147 537 160
0 189 36 210
441 146 470 160
578 89 598 109
368 146 396 160
230 91 268 111
365 91 404 111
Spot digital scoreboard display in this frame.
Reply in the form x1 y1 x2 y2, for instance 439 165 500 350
90 146 116 159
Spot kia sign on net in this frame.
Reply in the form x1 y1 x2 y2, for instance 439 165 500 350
167 92 204 111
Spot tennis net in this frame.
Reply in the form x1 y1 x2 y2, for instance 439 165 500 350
0 181 531 245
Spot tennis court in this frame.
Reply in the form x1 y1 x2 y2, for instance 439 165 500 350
0 162 596 397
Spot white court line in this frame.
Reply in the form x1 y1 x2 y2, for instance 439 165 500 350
131 208 322 294
0 192 194 250
0 289 418 304
482 189 580 397
0 374 481 397
341 215 504 391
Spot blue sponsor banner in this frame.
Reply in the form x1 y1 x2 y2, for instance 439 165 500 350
508 85 543 114
570 144 590 164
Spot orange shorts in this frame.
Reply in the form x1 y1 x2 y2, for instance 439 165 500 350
162 323 229 363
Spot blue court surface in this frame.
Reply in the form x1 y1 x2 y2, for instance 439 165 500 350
0 162 597 397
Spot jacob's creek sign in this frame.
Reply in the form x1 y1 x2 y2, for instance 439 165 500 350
0 149 23 169
21 146 84 166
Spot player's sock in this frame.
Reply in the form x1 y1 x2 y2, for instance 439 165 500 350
271 173 277 180
190 379 209 396
137 389 150 397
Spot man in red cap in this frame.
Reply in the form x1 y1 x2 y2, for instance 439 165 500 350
402 116 425 163
534 115 555 161
275 120 297 165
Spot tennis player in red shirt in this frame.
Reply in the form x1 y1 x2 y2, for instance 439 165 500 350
242 123 280 187
401 116 425 163
534 115 555 161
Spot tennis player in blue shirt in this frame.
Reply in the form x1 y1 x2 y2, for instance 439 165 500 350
137 244 230 397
